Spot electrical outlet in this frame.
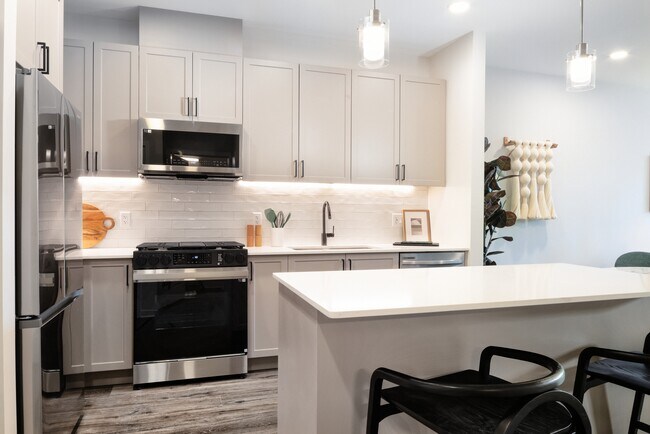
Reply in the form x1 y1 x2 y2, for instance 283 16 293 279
392 213 403 227
252 212 262 225
119 211 131 229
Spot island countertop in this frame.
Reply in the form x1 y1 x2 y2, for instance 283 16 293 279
273 263 650 319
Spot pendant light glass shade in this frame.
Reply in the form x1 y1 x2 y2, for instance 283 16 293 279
566 44 596 91
566 0 596 91
358 8 389 69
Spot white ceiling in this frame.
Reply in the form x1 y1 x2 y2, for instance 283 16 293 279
66 0 650 88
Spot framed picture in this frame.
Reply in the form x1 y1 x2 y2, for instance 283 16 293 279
402 210 432 242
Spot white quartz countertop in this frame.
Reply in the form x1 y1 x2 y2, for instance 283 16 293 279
62 244 468 260
273 263 650 319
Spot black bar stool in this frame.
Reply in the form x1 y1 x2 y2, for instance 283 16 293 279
573 332 650 433
367 346 591 434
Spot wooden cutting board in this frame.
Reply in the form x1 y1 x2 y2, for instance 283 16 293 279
83 203 116 248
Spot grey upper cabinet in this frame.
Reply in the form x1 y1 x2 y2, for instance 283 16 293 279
399 76 446 186
63 39 93 176
351 71 400 185
299 65 351 183
139 47 243 123
193 52 242 123
63 41 139 177
93 43 139 177
18 0 64 91
139 47 192 120
243 59 299 182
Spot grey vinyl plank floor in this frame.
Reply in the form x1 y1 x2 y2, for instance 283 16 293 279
44 370 277 434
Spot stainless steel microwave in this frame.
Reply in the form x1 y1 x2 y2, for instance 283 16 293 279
138 118 242 180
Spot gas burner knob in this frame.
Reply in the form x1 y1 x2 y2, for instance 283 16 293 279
134 256 147 268
148 255 160 266
224 253 234 264
160 255 172 266
236 253 245 264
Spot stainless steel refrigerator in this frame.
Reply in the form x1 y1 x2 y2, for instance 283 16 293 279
15 68 84 433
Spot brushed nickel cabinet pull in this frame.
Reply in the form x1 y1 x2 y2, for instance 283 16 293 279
401 164 406 181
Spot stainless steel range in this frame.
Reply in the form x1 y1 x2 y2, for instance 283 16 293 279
132 242 248 386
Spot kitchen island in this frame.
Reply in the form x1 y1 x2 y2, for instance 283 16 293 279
274 264 650 433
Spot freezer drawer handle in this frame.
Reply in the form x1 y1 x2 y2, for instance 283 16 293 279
401 259 464 266
17 288 83 329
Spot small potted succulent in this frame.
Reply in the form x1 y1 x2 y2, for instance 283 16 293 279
265 208 292 247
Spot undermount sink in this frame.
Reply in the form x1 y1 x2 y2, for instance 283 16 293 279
289 245 372 251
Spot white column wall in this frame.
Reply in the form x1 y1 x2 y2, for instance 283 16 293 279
428 32 486 265
0 0 17 431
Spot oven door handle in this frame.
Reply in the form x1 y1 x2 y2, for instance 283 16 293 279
132 267 249 283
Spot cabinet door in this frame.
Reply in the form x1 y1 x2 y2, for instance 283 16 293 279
299 65 351 183
63 39 93 176
400 77 446 186
93 43 138 177
139 47 192 120
345 253 398 271
248 256 287 358
351 71 400 184
288 255 346 272
84 261 133 372
35 0 64 91
17 0 36 70
193 52 242 124
62 261 85 375
243 59 299 181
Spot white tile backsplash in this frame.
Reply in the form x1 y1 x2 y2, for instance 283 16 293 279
80 178 429 248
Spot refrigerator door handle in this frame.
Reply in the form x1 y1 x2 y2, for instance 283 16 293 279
17 288 83 329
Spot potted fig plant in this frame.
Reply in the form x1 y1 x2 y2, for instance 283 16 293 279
265 208 292 247
484 137 518 265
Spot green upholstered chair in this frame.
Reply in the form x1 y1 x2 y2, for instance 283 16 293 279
615 252 650 268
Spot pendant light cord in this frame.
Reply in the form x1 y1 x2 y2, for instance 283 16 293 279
580 0 584 44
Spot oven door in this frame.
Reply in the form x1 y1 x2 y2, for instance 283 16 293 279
133 267 248 364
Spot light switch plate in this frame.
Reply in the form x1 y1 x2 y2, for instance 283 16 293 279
252 212 262 225
392 213 403 227
119 211 131 229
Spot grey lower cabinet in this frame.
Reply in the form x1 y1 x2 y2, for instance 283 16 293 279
345 253 398 270
248 256 287 358
287 254 346 272
248 253 399 359
62 259 133 375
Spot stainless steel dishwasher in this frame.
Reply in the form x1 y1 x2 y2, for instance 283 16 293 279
399 251 466 268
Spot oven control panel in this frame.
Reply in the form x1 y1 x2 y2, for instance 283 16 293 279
133 249 248 270
173 253 212 266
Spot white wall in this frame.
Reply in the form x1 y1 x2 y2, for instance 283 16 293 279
64 13 138 45
63 13 431 77
80 179 429 248
485 67 650 266
428 32 486 265
0 0 17 431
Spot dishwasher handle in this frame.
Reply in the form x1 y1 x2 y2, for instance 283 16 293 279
400 259 464 267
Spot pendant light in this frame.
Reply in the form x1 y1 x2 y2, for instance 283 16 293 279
566 0 596 91
358 0 389 69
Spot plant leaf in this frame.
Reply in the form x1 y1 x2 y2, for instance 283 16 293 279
282 212 291 228
504 211 517 227
484 137 491 152
264 208 276 227
486 251 504 256
493 236 514 242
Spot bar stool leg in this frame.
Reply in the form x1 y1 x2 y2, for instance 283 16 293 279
628 392 645 434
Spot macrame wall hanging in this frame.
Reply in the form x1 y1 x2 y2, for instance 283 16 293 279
503 137 558 221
